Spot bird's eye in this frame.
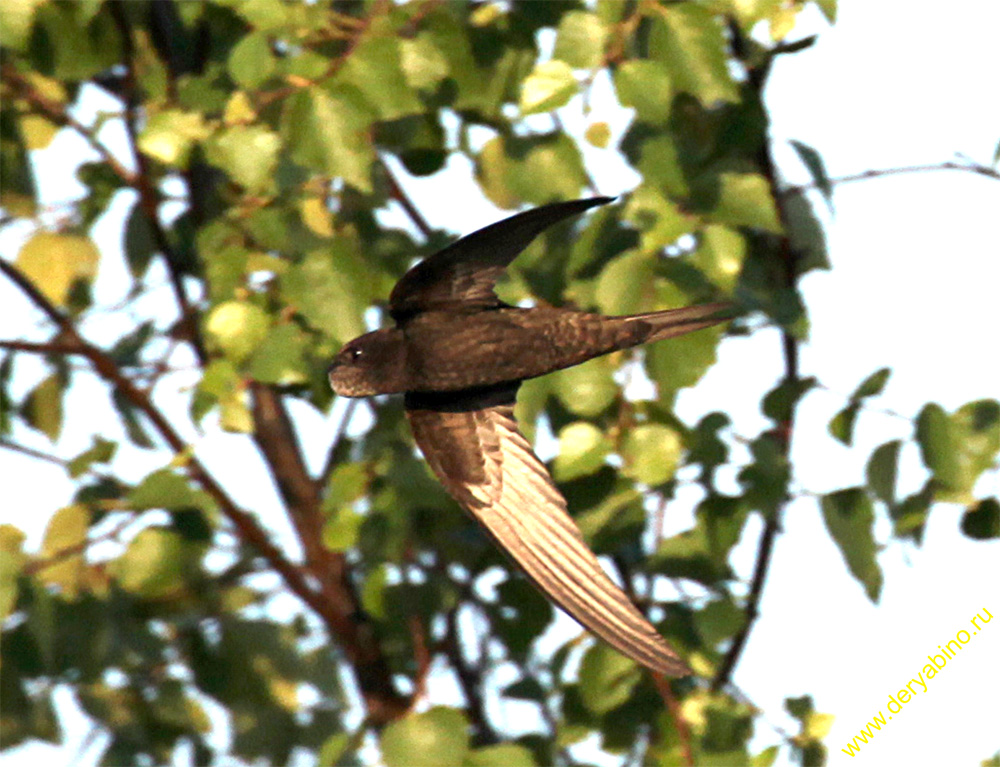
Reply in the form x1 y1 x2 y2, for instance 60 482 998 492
350 347 363 361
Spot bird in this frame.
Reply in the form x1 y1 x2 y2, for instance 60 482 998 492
328 196 731 677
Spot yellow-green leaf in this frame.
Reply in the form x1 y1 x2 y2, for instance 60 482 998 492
16 232 100 307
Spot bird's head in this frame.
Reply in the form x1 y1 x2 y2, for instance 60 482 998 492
328 328 406 397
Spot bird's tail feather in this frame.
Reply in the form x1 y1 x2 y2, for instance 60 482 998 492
626 302 734 343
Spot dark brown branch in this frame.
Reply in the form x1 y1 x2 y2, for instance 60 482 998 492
382 160 433 239
0 63 137 185
0 257 407 722
711 45 802 693
444 604 500 746
108 1 206 365
0 436 70 467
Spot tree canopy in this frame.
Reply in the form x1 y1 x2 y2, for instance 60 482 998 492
1 1 998 766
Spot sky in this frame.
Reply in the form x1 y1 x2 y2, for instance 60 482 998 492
2 1 999 765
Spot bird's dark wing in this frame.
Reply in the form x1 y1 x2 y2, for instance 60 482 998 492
405 384 689 677
390 197 613 321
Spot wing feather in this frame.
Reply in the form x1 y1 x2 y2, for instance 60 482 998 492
405 388 689 677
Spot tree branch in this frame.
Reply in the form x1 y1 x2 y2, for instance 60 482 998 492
108 1 206 364
0 256 407 722
783 159 1000 198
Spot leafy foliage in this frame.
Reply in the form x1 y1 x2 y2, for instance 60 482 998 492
0 1 995 765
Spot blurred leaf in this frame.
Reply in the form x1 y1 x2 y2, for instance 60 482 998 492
866 440 901 505
585 121 611 148
738 435 790 516
227 31 276 89
67 436 117 478
578 642 641 715
380 707 470 767
646 323 724 397
695 596 745 647
204 300 270 365
614 60 673 123
112 388 155 448
281 241 371 344
649 5 739 106
465 743 537 767
692 225 746 292
784 193 830 274
137 109 210 167
520 60 577 115
710 173 782 233
623 184 690 252
39 505 89 598
853 367 891 399
0 524 27 618
594 249 654 315
0 0 46 51
553 422 610 482
917 400 1000 504
400 34 450 92
820 488 882 602
283 87 375 193
762 376 816 424
340 36 423 120
248 323 309 385
206 124 281 192
552 357 618 417
322 508 364 552
828 402 859 446
22 373 63 442
16 232 100 308
128 469 203 512
124 203 157 279
112 526 197 599
554 12 607 69
961 497 999 540
790 139 833 209
621 423 682 486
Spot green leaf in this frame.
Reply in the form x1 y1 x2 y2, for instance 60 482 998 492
380 707 470 767
784 193 830 274
552 357 618 417
206 124 281 192
67 436 117 478
0 524 27 618
22 373 63 442
520 60 578 115
112 527 196 599
227 31 276 89
124 204 157 279
112 388 155 448
137 109 210 167
738 435 790 516
820 488 882 602
853 367 891 399
594 249 655 316
762 376 816 424
828 402 859 446
339 36 423 120
917 400 1000 504
710 173 782 233
649 5 739 106
623 184 690 252
554 11 607 69
39 505 89 597
695 596 745 647
16 232 100 308
399 34 450 92
614 60 673 124
585 121 611 148
621 423 682 486
204 300 270 365
322 509 364 552
578 642 641 715
552 422 610 482
790 139 833 209
866 440 901 505
128 469 202 512
248 324 309 385
0 0 46 52
283 87 375 192
692 225 746 293
645 323 724 397
464 743 537 767
281 242 371 344
961 497 1000 540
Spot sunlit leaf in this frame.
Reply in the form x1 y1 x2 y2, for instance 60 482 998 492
380 707 470 767
821 488 882 602
16 232 99 308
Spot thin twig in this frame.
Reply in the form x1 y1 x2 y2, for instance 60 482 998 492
651 673 694 767
783 160 1000 198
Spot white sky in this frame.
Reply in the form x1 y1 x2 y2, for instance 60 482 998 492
2 1 999 765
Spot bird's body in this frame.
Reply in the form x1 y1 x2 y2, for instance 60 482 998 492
329 197 732 677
